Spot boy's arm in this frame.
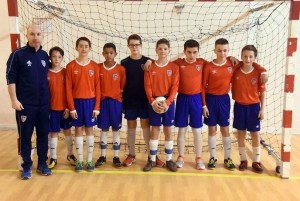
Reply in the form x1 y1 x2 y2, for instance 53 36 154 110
166 64 179 106
65 63 76 112
252 62 268 84
201 64 210 118
259 91 266 120
120 66 126 92
143 58 155 71
144 70 155 105
93 64 101 113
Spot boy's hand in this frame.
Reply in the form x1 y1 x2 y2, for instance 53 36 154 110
63 109 70 119
152 101 164 113
203 107 209 118
70 111 78 119
12 99 24 111
230 56 240 66
92 111 99 118
260 73 268 84
258 109 264 121
143 60 152 71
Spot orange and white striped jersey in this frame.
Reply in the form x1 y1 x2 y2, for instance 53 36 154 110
66 59 100 111
144 61 179 106
98 62 126 102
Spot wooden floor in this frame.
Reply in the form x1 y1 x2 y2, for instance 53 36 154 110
0 130 299 201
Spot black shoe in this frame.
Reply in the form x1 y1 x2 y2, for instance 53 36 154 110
113 157 122 168
166 160 178 172
143 159 155 172
67 154 77 166
224 158 236 170
208 157 217 170
95 156 106 167
48 158 57 169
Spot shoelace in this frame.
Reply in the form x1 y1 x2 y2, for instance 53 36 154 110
86 160 94 166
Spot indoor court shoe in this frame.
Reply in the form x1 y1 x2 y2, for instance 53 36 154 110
196 157 205 170
86 160 95 172
95 156 106 167
113 157 122 168
175 156 184 168
48 158 57 169
155 156 165 167
224 158 236 171
252 162 264 173
238 160 248 171
208 157 217 170
67 154 77 166
21 168 32 180
123 154 136 166
166 160 178 172
37 164 52 176
143 159 156 172
75 160 84 172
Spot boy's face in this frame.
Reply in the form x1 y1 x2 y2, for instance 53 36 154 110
50 50 63 67
156 44 170 59
102 47 117 62
76 40 91 57
128 39 142 55
214 44 229 60
184 47 199 62
241 50 256 67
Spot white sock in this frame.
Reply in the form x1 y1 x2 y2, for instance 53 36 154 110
208 135 217 159
49 137 58 159
149 139 158 161
75 136 83 161
86 135 94 161
165 140 174 161
238 147 247 161
113 131 120 157
64 135 73 155
142 128 151 156
252 146 261 162
192 128 202 158
177 127 187 157
222 136 231 159
127 129 136 156
100 131 108 157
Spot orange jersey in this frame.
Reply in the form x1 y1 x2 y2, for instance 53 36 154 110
66 59 100 111
47 68 67 111
231 67 266 105
98 63 126 102
174 58 207 94
144 61 179 106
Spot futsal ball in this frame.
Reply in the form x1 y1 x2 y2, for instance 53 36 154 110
155 97 169 114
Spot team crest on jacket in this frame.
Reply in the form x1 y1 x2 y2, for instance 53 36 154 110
251 78 257 84
89 70 94 76
113 74 118 80
141 64 144 69
41 60 46 67
196 65 201 71
27 60 32 66
167 70 172 76
227 67 232 73
21 115 27 122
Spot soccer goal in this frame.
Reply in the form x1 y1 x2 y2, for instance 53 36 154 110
9 0 298 178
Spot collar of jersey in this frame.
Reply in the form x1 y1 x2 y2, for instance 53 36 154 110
49 67 63 73
212 59 227 66
240 66 254 74
103 62 117 70
184 58 196 64
155 61 169 67
26 42 42 53
75 59 91 66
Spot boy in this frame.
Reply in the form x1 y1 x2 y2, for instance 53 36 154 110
143 38 179 172
202 38 267 170
47 46 77 169
121 34 164 167
95 43 126 168
231 45 266 173
66 37 100 172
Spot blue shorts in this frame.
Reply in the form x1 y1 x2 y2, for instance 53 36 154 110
72 98 97 127
175 93 203 128
124 108 149 120
149 101 175 126
233 102 261 132
97 98 122 130
204 93 230 127
49 110 72 132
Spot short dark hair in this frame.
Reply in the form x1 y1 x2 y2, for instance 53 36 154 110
103 43 116 52
241 45 258 57
184 39 199 50
215 38 229 46
156 38 170 48
49 46 64 57
127 34 142 45
76 37 91 47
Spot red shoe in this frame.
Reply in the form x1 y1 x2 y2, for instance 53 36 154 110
252 162 264 173
238 160 248 171
122 154 136 166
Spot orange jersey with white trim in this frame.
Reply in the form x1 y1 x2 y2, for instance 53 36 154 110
144 61 179 106
174 58 207 94
231 67 266 105
98 63 126 102
66 59 100 111
47 68 67 111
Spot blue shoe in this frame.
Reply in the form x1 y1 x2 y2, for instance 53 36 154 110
75 160 84 172
21 168 32 180
86 160 95 172
37 164 52 176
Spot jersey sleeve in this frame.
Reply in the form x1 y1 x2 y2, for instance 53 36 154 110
6 51 19 85
201 64 209 106
93 64 101 111
144 69 154 105
166 63 179 106
252 62 267 73
65 63 75 111
258 74 267 92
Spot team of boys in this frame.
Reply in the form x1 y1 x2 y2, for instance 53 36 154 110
46 33 267 175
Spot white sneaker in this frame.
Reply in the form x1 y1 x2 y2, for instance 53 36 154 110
196 157 205 170
175 156 184 168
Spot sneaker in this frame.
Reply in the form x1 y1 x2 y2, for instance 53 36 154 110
122 154 136 166
75 160 84 172
224 158 236 170
21 168 32 180
143 159 156 172
95 156 106 167
252 162 264 173
86 160 95 172
156 156 165 167
208 157 217 170
238 160 248 171
113 157 122 168
67 154 77 166
37 164 52 176
48 158 57 169
196 157 205 170
166 160 178 172
175 156 184 168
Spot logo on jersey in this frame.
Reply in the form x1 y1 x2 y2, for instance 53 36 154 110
196 65 201 71
100 73 103 77
113 74 118 80
152 71 156 75
180 65 185 69
227 67 232 73
212 70 217 74
62 76 65 82
89 70 94 76
41 60 46 67
27 60 32 66
47 77 50 81
236 77 239 80
21 115 27 122
167 70 172 76
251 78 257 84
74 70 78 74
